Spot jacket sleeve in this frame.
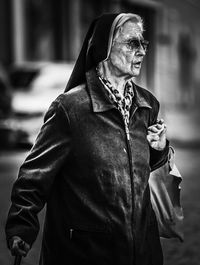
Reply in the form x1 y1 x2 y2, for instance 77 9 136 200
5 94 71 247
149 100 169 172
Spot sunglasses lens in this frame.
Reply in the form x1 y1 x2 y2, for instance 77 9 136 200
129 39 149 51
141 40 149 51
129 40 140 50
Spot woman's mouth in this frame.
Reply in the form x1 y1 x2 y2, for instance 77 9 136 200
133 61 142 68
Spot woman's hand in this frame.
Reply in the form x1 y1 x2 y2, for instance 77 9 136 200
147 119 167 150
9 236 30 257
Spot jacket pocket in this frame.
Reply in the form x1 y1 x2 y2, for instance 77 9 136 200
67 224 114 265
68 224 111 240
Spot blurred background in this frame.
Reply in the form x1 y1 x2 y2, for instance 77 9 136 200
0 0 200 264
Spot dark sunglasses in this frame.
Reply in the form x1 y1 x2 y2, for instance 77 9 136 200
115 38 149 51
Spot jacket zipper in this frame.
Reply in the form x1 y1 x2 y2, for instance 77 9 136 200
123 106 138 263
125 128 136 262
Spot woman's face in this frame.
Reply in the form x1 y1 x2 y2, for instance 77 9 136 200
109 20 147 78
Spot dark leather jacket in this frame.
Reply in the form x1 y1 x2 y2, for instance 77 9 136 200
6 68 169 265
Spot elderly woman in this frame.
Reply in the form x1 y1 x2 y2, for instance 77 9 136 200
6 13 169 265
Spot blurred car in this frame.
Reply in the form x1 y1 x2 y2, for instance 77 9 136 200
10 62 74 115
3 61 73 148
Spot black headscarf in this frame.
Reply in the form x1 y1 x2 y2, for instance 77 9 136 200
65 13 119 92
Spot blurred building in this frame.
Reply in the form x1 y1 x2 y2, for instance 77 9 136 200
0 0 200 109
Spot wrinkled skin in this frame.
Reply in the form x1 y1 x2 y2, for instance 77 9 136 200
109 21 146 78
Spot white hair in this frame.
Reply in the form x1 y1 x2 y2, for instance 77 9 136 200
113 15 144 42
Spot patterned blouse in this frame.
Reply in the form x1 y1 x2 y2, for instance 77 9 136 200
98 75 134 140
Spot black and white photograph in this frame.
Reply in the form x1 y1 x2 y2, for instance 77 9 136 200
0 1 200 265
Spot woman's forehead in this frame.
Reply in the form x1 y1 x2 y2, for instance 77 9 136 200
118 21 143 40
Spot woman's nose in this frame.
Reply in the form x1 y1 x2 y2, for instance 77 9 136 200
136 44 146 56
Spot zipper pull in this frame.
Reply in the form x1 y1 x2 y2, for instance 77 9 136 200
125 125 130 141
69 229 73 240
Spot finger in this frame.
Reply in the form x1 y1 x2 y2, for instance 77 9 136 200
11 239 29 257
23 242 30 254
156 123 166 134
148 126 160 133
11 240 20 256
18 241 30 256
151 134 160 141
148 122 165 131
157 118 164 124
156 123 163 129
150 142 158 149
147 134 159 142
11 244 26 257
159 125 167 136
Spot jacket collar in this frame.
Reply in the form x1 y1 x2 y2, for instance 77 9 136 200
134 85 152 109
86 68 152 112
86 68 114 112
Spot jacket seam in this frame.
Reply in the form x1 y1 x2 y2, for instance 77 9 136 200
58 99 72 131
